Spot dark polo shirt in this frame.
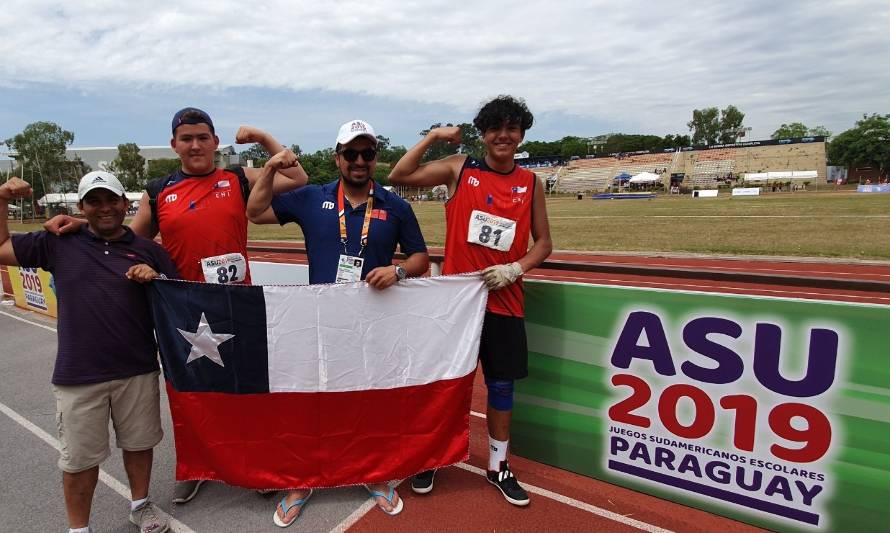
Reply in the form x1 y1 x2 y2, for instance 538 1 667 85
12 226 179 385
271 179 427 284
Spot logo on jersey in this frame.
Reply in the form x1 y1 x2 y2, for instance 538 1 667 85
216 180 231 188
511 185 527 203
164 193 178 203
322 201 335 210
467 176 480 187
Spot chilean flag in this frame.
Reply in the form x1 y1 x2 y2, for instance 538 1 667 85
149 276 487 489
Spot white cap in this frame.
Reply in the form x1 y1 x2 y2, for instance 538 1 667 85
336 120 378 147
77 171 125 200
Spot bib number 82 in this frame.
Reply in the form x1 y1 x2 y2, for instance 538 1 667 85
217 265 239 284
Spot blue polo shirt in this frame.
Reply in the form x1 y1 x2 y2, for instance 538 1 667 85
12 226 179 385
271 179 427 284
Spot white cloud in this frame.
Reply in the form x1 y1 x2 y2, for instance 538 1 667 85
2 0 888 140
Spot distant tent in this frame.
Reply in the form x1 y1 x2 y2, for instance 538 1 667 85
744 170 818 181
629 172 661 184
613 172 632 182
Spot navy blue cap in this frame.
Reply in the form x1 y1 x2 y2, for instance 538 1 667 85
171 107 215 134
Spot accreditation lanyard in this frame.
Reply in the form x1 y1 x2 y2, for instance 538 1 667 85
337 181 374 257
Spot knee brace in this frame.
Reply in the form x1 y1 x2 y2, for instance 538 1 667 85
485 378 514 411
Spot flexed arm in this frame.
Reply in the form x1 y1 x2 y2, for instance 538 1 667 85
0 178 32 265
237 126 309 192
388 127 465 191
246 149 300 224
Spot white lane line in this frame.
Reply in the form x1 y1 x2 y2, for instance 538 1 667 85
0 309 57 332
328 479 406 533
328 499 378 532
0 315 198 533
454 462 674 533
0 400 197 533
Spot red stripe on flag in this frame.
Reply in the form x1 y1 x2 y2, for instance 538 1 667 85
166 371 475 489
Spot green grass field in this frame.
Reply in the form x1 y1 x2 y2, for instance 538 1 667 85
9 191 890 259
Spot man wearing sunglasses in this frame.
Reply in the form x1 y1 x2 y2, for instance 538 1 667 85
388 95 553 507
246 119 429 526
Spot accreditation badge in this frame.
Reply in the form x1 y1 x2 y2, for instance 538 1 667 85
201 253 248 284
466 209 517 252
336 254 364 283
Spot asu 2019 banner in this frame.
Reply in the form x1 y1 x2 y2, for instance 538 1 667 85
512 281 889 533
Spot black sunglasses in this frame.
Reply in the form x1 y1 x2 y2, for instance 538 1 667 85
339 148 377 162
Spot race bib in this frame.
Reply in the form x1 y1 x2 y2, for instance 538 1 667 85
201 253 247 284
336 254 364 283
467 210 517 252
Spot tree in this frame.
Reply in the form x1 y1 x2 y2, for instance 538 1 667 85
378 145 407 165
808 125 832 138
602 134 667 154
771 122 809 139
717 105 745 144
687 107 720 145
298 148 338 185
240 143 270 167
5 121 75 199
108 143 146 190
458 124 483 158
375 135 392 152
687 106 746 145
662 134 691 148
827 114 890 177
772 123 832 139
369 134 408 164
418 123 482 161
519 139 561 157
146 158 182 180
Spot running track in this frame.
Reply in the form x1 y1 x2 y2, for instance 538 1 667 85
246 243 890 532
5 246 889 531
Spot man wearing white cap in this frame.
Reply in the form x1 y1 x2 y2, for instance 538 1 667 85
246 121 429 526
0 171 179 533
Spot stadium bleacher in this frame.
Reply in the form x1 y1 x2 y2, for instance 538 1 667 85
554 153 672 193
551 140 826 194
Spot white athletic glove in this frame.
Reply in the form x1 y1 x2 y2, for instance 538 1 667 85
482 262 523 290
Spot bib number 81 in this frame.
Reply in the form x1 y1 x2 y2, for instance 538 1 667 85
478 225 503 247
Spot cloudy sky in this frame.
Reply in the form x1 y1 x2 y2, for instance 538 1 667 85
1 1 887 153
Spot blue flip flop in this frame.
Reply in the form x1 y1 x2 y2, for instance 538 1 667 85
366 485 404 516
273 489 313 528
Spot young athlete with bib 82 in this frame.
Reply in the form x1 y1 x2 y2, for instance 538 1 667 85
388 95 552 506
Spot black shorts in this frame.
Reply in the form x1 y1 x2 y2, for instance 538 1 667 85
478 312 528 380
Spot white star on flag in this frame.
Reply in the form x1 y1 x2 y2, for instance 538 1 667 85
178 312 234 367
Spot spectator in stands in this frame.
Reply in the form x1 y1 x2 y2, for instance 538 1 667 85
389 95 552 508
0 172 178 533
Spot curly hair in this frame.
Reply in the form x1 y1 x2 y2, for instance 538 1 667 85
473 95 534 134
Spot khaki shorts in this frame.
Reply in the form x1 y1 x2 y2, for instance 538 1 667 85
53 370 163 473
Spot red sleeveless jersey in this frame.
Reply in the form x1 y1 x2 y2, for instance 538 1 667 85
443 157 536 317
153 168 251 283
